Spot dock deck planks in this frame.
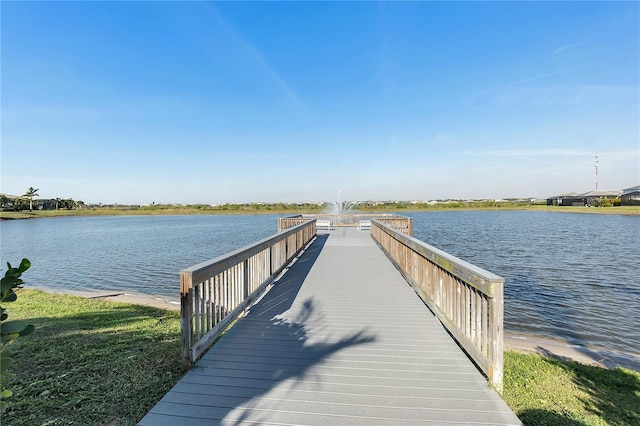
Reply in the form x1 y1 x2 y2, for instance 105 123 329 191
140 228 521 425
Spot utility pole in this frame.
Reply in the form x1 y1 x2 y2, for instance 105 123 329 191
595 153 599 191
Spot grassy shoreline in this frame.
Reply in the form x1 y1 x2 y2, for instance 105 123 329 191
3 290 639 425
3 290 183 426
2 204 639 220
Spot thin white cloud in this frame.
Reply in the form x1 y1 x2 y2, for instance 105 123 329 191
475 148 639 161
477 84 638 109
201 4 304 108
553 42 586 56
485 149 594 157
475 66 585 97
474 54 632 97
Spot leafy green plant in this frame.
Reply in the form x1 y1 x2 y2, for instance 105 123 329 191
1 258 34 414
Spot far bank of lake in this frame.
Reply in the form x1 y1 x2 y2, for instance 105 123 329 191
2 204 639 221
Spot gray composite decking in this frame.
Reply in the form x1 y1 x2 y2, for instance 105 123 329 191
140 228 522 425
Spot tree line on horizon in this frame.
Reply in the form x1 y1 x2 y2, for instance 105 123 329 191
2 188 627 214
83 199 548 212
0 187 85 212
0 191 549 213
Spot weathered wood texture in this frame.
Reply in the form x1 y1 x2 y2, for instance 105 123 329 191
277 216 305 232
180 220 316 369
279 213 412 234
371 219 505 392
142 228 520 425
374 215 413 236
307 214 411 231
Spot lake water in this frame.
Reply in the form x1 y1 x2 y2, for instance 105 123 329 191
0 214 278 297
2 211 638 366
405 211 640 364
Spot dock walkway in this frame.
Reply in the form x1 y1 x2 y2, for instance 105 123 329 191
141 228 521 425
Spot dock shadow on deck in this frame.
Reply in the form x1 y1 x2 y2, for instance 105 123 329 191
140 228 521 425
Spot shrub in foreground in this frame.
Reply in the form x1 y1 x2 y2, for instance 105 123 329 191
1 259 34 414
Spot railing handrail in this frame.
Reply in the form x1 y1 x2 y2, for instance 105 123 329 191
372 215 413 236
377 225 503 294
371 219 504 392
181 219 316 369
182 223 309 288
277 216 307 232
283 213 413 234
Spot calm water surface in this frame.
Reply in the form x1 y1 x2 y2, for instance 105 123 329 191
2 211 638 362
406 211 640 359
0 214 277 298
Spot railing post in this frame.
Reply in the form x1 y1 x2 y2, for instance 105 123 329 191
180 271 194 370
489 284 504 393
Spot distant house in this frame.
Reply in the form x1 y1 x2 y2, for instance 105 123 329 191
0 193 18 210
580 190 622 206
547 190 622 207
621 185 640 206
546 192 582 206
38 199 57 210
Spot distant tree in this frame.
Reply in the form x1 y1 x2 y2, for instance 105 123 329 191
23 187 39 212
60 199 76 210
0 195 9 211
13 198 29 212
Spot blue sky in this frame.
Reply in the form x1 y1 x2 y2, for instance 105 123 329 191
2 1 638 204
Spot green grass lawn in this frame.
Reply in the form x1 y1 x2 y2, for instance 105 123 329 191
504 352 640 425
2 290 183 426
3 290 639 425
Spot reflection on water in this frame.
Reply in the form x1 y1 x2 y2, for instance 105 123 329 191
2 211 638 362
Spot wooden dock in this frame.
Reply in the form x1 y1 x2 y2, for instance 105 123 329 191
140 227 521 425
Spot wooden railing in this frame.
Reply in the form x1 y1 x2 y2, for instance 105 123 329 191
374 215 413 236
305 214 368 227
304 213 409 228
279 214 413 235
277 215 306 232
180 219 316 369
371 219 505 392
